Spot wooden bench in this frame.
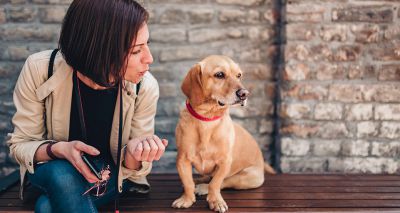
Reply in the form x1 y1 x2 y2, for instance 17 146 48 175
1 171 400 212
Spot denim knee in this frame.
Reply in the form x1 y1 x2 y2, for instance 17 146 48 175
30 160 97 213
35 195 51 213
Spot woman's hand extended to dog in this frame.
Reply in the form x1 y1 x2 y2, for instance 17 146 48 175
125 135 168 167
53 141 107 183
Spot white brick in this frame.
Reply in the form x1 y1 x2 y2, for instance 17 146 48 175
375 104 400 120
345 104 373 121
315 103 343 120
281 137 310 156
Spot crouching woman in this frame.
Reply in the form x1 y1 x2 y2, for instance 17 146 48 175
7 0 167 212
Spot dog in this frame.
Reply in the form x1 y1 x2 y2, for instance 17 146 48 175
171 55 275 213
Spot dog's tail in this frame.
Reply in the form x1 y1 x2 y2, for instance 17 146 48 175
264 163 276 175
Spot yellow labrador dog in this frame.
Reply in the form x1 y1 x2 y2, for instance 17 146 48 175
172 55 275 213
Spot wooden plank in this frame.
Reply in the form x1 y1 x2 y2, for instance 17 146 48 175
99 207 400 212
148 174 400 181
3 192 400 200
6 185 400 193
0 208 32 213
265 174 400 181
261 180 400 187
120 192 400 200
3 205 400 213
4 198 400 208
1 207 399 213
126 181 400 187
113 200 400 208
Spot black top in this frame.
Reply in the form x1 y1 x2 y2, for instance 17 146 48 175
68 78 118 161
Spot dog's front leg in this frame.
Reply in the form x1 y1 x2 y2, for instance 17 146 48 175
207 159 231 213
172 156 196 208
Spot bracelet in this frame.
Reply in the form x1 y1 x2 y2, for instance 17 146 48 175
46 141 59 160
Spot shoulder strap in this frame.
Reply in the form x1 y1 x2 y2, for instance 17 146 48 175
43 49 59 141
48 49 59 79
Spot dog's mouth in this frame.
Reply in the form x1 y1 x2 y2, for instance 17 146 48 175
217 99 246 107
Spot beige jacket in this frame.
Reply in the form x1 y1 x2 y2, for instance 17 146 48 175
7 50 159 200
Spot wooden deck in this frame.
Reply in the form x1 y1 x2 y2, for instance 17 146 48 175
1 173 400 212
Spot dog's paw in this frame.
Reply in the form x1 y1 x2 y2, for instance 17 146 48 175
172 194 196 208
195 184 209 195
207 194 228 213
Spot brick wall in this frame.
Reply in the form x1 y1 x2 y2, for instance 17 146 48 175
282 0 400 173
1 0 399 177
0 0 276 176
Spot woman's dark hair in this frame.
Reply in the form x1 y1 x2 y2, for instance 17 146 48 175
59 0 148 87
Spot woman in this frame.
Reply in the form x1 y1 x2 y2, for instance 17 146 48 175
7 0 167 212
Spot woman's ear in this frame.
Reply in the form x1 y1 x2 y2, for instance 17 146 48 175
181 63 203 104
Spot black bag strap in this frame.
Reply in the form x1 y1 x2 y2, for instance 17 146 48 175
48 49 59 79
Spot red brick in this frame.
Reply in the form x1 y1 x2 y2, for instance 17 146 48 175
281 122 319 138
284 84 328 101
378 64 400 81
331 45 361 62
351 24 380 43
328 84 364 103
284 62 310 81
315 63 346 80
364 84 400 102
370 41 400 61
286 24 316 41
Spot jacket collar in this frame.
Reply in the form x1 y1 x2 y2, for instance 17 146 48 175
36 57 72 101
35 55 137 102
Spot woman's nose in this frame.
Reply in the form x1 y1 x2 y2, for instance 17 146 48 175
142 46 153 64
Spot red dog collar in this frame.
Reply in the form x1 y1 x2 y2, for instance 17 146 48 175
186 100 222 122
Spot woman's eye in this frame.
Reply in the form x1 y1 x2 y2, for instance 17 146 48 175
237 73 242 78
131 50 141 55
214 72 225 79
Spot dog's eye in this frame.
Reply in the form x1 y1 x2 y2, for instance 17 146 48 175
237 73 242 79
214 72 225 79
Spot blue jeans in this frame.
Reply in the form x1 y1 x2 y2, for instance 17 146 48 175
27 158 132 213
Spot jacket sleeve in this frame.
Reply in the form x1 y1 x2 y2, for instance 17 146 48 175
6 55 52 174
120 73 159 189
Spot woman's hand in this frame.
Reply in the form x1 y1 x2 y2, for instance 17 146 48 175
125 135 168 168
53 141 107 183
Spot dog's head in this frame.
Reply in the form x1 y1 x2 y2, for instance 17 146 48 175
181 55 249 107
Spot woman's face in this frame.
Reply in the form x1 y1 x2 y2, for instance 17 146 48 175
124 23 153 84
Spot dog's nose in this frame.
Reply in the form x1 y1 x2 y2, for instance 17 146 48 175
236 88 249 100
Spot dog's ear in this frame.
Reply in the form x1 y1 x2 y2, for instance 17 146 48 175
181 63 204 104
